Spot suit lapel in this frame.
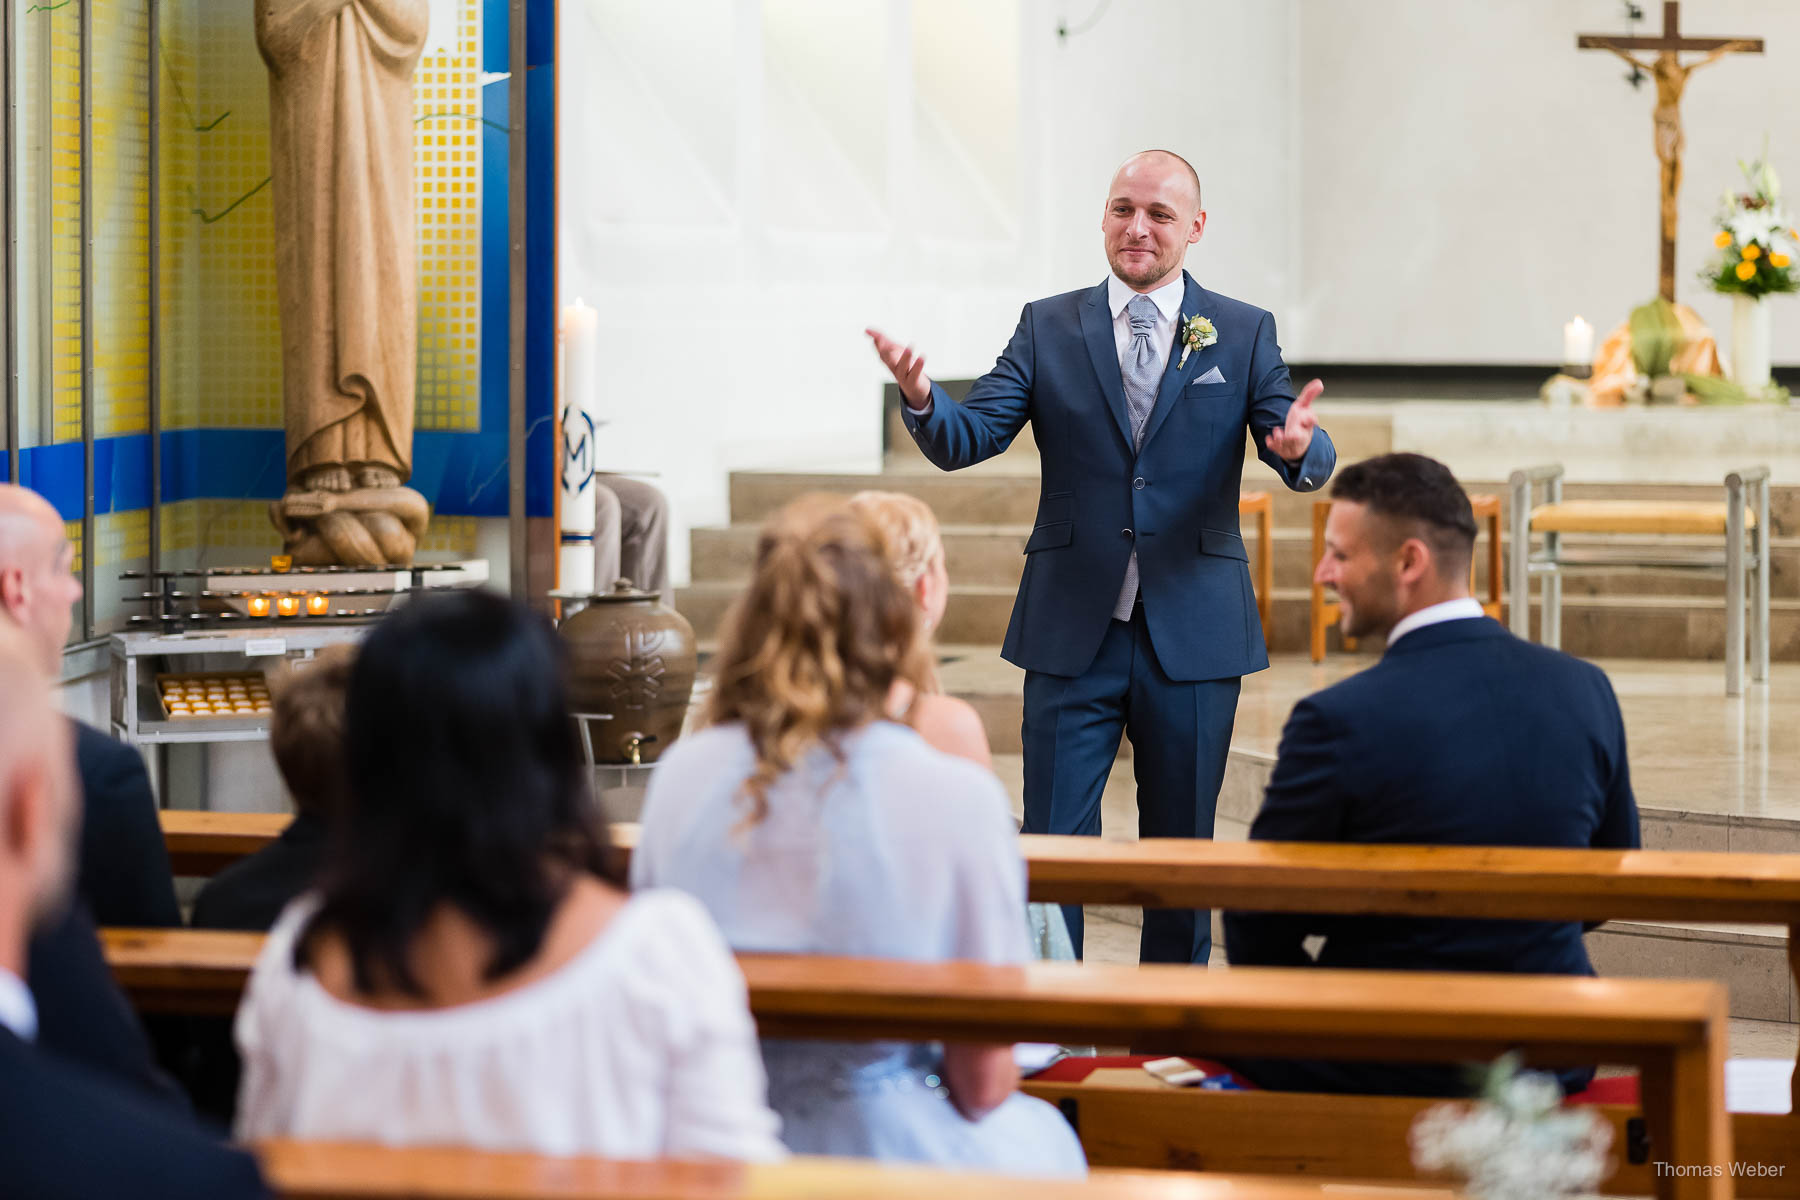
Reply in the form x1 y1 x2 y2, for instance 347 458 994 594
1080 281 1136 449
1134 273 1208 455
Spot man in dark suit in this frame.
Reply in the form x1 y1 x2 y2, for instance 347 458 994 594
1223 453 1640 1096
0 484 182 931
868 150 1335 964
0 627 267 1197
1 483 187 1104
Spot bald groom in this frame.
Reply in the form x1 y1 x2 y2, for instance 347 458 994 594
868 150 1335 964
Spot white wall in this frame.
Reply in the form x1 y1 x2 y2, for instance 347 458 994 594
1296 0 1800 363
559 0 1800 581
557 0 1299 585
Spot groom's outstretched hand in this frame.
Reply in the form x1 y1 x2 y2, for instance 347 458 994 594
866 328 933 412
1266 378 1322 462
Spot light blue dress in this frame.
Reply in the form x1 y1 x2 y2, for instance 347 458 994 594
632 721 1087 1177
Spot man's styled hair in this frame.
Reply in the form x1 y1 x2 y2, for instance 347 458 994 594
269 643 356 819
1330 453 1477 579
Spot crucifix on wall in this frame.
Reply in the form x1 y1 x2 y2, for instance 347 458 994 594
1578 2 1762 303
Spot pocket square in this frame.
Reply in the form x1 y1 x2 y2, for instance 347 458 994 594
1192 366 1226 385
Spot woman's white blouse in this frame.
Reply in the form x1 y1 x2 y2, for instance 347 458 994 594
233 888 784 1161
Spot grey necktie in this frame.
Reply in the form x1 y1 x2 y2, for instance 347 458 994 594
1112 294 1161 620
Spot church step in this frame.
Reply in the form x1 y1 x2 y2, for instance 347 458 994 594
730 468 1800 538
691 521 1800 602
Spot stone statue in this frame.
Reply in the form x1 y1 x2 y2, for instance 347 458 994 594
256 0 431 565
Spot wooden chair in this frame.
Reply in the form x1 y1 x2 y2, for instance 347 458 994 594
1508 463 1770 695
257 1139 1459 1200
104 928 1731 1199
1309 494 1502 662
1238 491 1274 649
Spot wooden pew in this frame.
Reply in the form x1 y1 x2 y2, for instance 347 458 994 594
162 810 292 876
158 819 1791 1194
257 1139 1457 1200
105 928 1730 1199
1016 836 1800 1197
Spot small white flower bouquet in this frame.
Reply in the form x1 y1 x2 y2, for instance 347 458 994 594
1409 1054 1613 1200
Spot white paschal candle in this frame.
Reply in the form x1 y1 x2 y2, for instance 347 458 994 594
560 298 601 593
1563 316 1594 368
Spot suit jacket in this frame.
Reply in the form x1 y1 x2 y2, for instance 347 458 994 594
1223 617 1640 1095
27 900 192 1113
0 1024 267 1198
903 272 1334 681
73 719 182 929
191 812 323 933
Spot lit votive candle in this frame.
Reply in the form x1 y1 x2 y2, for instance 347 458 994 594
306 593 330 616
276 595 300 618
246 595 271 618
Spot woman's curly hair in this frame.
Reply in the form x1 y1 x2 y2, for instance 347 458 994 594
704 495 934 824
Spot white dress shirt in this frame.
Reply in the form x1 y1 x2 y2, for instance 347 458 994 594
1106 272 1185 371
1386 597 1486 648
0 966 38 1041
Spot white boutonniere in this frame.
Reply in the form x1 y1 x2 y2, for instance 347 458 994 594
1178 314 1218 368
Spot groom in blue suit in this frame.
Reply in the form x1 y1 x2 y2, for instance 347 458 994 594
869 150 1335 964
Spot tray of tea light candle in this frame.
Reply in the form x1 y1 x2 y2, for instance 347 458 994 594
154 672 274 721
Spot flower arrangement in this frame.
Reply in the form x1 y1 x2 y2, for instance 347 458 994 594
1705 150 1799 299
1409 1054 1613 1200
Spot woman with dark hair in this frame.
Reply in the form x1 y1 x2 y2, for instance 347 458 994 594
632 497 1085 1175
233 590 781 1160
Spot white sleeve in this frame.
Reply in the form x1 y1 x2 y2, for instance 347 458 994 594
946 769 1032 966
650 894 787 1161
231 899 313 1140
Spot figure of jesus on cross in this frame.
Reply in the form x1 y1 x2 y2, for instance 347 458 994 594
1579 2 1762 302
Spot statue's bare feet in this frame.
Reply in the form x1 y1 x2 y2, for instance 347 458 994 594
298 465 353 493
354 465 403 489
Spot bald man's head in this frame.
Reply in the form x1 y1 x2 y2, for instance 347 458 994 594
1102 150 1207 292
1115 150 1202 214
0 622 77 954
0 485 81 672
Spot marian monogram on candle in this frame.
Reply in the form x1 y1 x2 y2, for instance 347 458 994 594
561 408 596 495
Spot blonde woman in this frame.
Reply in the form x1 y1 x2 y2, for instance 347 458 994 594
848 490 1075 963
632 496 1085 1176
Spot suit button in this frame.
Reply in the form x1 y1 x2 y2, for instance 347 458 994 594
1121 528 1134 539
1133 477 1146 490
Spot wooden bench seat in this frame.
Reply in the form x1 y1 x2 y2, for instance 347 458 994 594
156 821 1792 1194
162 810 292 876
257 1140 1459 1200
104 928 1730 1199
1527 500 1757 536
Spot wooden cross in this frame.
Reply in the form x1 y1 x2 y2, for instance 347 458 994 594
1578 2 1763 302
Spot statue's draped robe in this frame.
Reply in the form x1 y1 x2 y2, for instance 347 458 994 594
256 0 428 484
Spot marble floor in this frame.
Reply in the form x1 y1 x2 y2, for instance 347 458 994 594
967 650 1800 831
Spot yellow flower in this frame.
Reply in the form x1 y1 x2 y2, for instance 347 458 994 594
1773 253 1793 269
1742 243 1762 260
1736 260 1758 281
1715 230 1733 249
